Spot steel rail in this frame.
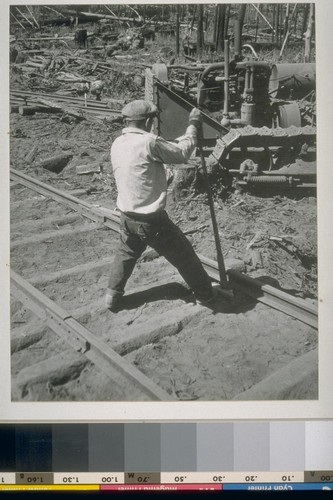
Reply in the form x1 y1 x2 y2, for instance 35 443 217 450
10 94 110 111
10 168 120 233
10 91 122 115
10 168 318 329
10 100 119 117
11 270 174 401
11 89 118 108
198 254 317 328
10 99 121 117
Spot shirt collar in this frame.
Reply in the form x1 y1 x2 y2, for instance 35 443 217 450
122 127 148 135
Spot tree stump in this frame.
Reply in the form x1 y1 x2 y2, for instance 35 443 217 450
170 156 233 201
170 164 199 201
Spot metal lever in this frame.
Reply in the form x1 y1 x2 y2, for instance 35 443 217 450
197 130 229 289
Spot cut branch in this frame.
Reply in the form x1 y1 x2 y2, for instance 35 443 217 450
15 7 34 28
250 3 274 31
11 12 26 30
26 5 39 28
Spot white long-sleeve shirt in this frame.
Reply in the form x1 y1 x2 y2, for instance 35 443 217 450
110 125 197 214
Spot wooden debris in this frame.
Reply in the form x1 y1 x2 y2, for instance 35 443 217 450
183 224 208 235
21 50 46 55
67 188 91 197
246 231 264 250
250 249 263 269
23 60 45 69
26 145 38 164
76 164 101 175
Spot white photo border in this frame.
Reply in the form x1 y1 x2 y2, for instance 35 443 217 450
1 0 332 422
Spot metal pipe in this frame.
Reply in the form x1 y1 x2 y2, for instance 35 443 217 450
168 64 207 72
235 61 271 70
244 66 250 93
234 18 241 57
222 39 230 127
249 66 254 93
201 62 225 81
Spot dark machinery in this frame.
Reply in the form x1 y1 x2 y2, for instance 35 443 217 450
145 43 316 189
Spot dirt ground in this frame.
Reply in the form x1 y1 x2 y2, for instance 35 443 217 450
9 24 318 401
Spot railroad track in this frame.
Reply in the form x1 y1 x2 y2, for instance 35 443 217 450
9 169 318 402
11 169 318 329
10 89 122 116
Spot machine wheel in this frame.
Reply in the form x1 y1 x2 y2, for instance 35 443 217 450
275 101 302 128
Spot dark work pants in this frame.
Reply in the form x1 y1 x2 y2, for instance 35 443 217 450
108 210 213 301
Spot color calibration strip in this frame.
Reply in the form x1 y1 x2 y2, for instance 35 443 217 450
0 422 332 491
1 472 333 491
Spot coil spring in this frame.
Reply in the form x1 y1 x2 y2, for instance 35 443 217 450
247 175 288 184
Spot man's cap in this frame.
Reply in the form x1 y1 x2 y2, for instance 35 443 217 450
122 100 158 120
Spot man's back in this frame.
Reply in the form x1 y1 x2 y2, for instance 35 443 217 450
111 127 167 214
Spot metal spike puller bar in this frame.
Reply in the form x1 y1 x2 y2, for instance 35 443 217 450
196 39 231 294
197 129 229 291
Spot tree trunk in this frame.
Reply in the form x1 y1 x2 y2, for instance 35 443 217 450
205 7 209 32
283 3 290 41
213 5 218 44
304 3 314 62
197 4 204 56
293 5 299 38
224 5 230 40
33 5 40 25
255 4 260 42
279 4 283 38
238 4 246 33
176 5 180 56
189 4 196 33
215 4 226 53
302 4 310 40
275 4 280 43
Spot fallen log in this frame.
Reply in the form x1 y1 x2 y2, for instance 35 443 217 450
23 36 74 41
35 98 86 120
18 105 61 116
18 106 38 116
21 49 46 55
20 66 36 73
23 61 45 69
